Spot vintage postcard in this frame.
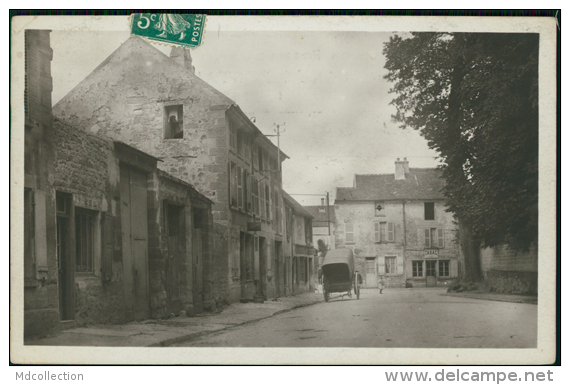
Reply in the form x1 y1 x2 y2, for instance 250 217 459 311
10 14 557 365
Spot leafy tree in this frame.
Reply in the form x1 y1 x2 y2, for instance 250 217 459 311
383 33 538 281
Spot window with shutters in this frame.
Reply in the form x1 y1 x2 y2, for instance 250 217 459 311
265 184 271 221
438 260 450 277
424 228 445 248
245 170 252 212
385 256 397 275
252 144 259 170
252 178 259 216
230 162 238 208
412 261 423 277
236 130 244 158
260 181 266 218
345 222 354 244
236 166 243 209
229 120 237 151
75 208 98 274
374 222 394 242
424 202 435 220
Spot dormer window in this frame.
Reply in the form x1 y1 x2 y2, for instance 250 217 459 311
164 105 183 139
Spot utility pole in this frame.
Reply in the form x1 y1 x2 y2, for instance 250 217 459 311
326 192 330 236
273 123 285 171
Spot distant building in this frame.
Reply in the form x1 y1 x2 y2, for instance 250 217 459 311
334 158 460 288
283 192 315 294
304 201 335 252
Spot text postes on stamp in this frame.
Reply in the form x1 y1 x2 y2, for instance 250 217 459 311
130 14 205 48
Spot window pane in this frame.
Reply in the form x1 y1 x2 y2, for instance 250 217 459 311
424 202 435 220
75 210 95 273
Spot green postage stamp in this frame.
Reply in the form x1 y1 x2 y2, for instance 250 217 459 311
130 14 206 48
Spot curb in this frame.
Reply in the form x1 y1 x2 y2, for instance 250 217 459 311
150 299 323 347
442 293 537 305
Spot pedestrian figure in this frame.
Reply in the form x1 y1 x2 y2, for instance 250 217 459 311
378 276 385 294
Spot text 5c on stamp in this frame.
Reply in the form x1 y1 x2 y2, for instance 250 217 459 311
130 14 206 48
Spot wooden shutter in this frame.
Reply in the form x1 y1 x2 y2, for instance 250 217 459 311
253 236 260 280
101 213 113 281
237 166 243 208
387 222 395 242
374 222 380 242
345 222 354 243
377 256 385 275
437 228 445 248
34 190 48 277
424 228 431 248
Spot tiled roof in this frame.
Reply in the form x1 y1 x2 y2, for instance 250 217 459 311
282 191 314 219
303 205 335 225
336 168 446 201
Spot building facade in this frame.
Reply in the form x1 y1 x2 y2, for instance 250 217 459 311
23 32 214 337
283 193 315 294
304 202 335 252
335 158 460 288
53 37 290 304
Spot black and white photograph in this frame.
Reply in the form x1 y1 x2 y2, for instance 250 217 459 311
10 14 557 366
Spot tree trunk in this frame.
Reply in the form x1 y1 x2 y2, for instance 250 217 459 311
458 219 482 283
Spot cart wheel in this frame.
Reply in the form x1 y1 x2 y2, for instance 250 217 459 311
324 289 329 302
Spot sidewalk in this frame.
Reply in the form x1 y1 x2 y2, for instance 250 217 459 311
25 292 323 347
442 291 537 304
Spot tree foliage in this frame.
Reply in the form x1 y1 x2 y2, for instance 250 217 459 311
383 33 538 251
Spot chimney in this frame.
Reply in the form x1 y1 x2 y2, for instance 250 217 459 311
170 46 195 74
403 157 410 173
395 158 407 180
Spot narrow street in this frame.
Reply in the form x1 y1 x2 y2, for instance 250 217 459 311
173 288 537 348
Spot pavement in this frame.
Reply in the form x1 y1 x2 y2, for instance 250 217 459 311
442 291 537 304
25 292 323 347
24 288 536 347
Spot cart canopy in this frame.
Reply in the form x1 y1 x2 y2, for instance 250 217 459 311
322 248 354 277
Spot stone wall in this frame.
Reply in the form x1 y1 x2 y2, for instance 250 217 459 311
52 118 127 326
480 243 538 294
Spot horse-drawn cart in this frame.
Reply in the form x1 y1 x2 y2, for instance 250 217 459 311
321 249 361 302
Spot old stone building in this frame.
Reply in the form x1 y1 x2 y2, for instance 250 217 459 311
283 192 315 294
52 36 291 304
23 31 215 337
335 158 460 288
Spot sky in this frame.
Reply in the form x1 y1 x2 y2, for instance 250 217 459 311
50 29 439 205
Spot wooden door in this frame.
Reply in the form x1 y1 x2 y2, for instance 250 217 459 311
426 260 437 287
166 205 182 315
192 224 203 313
365 258 376 287
57 215 74 320
120 166 149 321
